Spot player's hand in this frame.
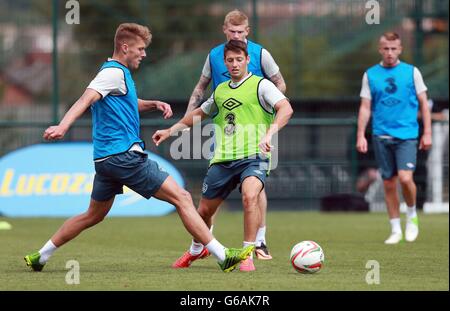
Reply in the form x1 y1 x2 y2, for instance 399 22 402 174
356 136 368 153
419 133 432 150
259 134 274 154
155 101 173 119
43 125 67 141
152 129 171 146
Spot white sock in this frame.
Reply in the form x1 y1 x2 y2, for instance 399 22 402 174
255 226 266 247
188 225 214 256
38 240 57 264
243 241 256 259
189 240 204 256
407 205 417 219
390 218 402 234
205 239 226 263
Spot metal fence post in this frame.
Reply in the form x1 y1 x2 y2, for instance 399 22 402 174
252 0 259 42
52 0 60 125
350 122 358 192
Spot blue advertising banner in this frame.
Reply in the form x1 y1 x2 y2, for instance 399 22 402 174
0 143 183 217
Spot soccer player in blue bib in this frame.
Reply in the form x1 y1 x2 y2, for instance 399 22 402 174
181 9 286 263
357 32 432 244
24 23 253 273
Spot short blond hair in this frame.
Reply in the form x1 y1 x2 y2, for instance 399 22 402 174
114 23 152 51
381 31 401 42
224 9 248 26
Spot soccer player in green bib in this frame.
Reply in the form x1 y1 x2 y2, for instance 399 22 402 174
185 10 286 261
153 40 293 271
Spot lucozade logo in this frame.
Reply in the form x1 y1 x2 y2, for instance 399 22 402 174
0 170 94 196
0 143 183 217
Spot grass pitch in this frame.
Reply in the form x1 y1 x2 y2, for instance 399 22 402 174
0 211 448 291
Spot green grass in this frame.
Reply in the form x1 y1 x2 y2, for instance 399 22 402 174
0 212 448 291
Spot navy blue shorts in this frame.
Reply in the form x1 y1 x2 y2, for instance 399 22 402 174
372 135 418 180
202 157 269 200
92 151 169 201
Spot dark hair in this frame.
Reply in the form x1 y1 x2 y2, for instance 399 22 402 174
224 40 248 58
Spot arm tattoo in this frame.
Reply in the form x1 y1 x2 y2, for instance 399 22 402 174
185 75 211 115
270 72 287 94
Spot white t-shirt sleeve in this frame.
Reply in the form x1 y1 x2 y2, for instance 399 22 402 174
201 55 211 79
360 72 371 100
87 67 126 98
200 93 217 116
414 67 428 95
261 49 280 78
258 79 286 112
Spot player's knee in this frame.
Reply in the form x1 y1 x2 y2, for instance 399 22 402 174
198 205 214 219
84 213 105 227
242 192 259 209
398 173 413 186
94 213 107 225
383 179 397 192
176 190 193 207
198 198 218 219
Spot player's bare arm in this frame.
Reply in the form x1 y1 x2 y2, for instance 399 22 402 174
43 89 101 141
259 99 293 153
153 107 208 146
269 72 287 94
356 98 372 154
417 92 432 150
184 75 211 116
138 99 173 119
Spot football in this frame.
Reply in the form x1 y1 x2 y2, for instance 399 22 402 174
290 241 324 274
